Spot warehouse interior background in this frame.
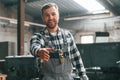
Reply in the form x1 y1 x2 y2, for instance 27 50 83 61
0 0 120 80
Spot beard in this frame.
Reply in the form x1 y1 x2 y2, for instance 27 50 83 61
46 21 58 29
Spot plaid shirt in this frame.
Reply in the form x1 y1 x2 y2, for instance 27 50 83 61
30 27 86 74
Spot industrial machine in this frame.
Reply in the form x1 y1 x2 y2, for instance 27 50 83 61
1 42 120 80
77 42 120 80
4 56 80 80
4 56 39 80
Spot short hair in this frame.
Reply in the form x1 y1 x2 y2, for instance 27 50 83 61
41 3 59 15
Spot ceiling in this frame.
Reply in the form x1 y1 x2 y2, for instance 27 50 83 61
1 0 120 23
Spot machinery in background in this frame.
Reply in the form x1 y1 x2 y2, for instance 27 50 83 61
3 56 80 80
0 42 15 59
0 60 6 74
4 56 39 80
77 42 120 80
1 42 120 80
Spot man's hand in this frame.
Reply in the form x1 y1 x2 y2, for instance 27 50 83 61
80 74 89 80
37 48 54 62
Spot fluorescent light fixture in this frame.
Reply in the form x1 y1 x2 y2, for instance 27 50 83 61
9 20 17 24
73 0 109 13
10 20 30 26
92 10 109 14
0 16 46 27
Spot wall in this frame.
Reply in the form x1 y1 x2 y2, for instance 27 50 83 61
0 2 33 55
0 23 33 55
61 16 120 43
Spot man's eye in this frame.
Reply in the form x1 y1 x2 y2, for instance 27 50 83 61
52 13 56 16
43 13 48 16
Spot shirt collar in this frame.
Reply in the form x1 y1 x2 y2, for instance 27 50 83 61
43 27 62 35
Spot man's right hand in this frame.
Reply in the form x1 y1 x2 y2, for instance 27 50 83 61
37 48 54 62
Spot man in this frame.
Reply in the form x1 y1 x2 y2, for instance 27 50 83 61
30 2 88 80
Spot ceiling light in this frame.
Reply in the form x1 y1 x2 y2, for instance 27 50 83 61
92 10 109 14
73 0 109 13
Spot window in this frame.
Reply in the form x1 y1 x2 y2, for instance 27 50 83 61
81 35 94 44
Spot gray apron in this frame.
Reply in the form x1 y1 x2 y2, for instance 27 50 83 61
41 57 74 80
39 29 74 80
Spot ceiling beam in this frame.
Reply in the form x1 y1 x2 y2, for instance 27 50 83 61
64 13 111 21
97 0 120 16
0 16 45 27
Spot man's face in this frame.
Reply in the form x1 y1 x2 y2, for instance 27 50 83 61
42 6 59 29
